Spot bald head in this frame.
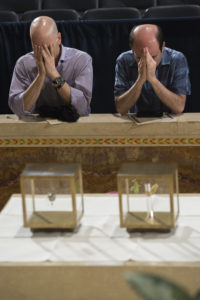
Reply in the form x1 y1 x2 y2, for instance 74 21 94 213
30 16 59 46
129 24 164 50
129 24 165 66
30 16 62 60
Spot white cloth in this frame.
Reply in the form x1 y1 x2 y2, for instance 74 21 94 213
0 194 199 263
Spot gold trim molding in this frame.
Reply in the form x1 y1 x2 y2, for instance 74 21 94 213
0 137 200 146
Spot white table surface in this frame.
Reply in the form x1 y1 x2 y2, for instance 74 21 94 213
0 194 199 264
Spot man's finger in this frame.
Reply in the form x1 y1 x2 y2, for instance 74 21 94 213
33 44 38 55
34 45 42 61
42 44 51 56
49 44 54 56
145 48 153 61
143 47 148 56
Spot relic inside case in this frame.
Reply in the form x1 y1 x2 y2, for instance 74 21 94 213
117 162 179 231
20 163 84 230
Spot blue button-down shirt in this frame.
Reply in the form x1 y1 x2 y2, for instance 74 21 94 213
9 45 93 117
114 47 191 113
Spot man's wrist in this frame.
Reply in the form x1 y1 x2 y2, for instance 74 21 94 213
37 73 46 82
148 75 157 85
137 76 146 86
52 76 65 89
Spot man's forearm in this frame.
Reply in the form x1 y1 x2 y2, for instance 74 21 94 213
49 68 71 104
150 77 186 114
115 78 144 115
56 82 71 104
24 74 45 111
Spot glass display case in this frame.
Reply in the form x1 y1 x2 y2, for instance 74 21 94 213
20 163 83 230
117 162 179 231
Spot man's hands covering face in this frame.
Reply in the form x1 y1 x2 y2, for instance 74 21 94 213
34 45 46 77
34 43 58 80
138 47 157 84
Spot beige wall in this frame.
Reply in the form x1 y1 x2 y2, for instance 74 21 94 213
0 262 200 300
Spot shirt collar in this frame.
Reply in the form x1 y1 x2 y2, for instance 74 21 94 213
159 48 170 66
59 44 67 62
130 51 137 67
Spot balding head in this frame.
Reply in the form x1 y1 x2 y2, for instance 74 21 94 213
129 24 164 50
30 16 59 46
129 24 165 66
30 16 61 60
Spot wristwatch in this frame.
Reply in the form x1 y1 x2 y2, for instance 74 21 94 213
52 76 65 89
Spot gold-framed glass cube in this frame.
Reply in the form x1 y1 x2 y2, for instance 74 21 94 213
20 163 83 229
117 162 179 231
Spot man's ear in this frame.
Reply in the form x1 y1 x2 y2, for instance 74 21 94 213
162 41 166 52
57 32 62 44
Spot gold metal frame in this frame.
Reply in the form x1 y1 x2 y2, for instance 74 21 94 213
20 163 84 230
117 163 179 231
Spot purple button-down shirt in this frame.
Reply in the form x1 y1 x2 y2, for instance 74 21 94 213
8 45 93 117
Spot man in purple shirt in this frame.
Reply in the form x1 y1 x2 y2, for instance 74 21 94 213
9 16 93 117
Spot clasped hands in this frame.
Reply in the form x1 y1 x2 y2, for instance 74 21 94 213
34 43 59 80
138 47 157 84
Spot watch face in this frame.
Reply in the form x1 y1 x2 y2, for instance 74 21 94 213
53 77 62 84
58 78 63 84
52 77 65 88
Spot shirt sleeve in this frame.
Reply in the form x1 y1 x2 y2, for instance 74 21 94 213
170 52 191 95
114 54 132 97
8 58 35 117
70 54 93 116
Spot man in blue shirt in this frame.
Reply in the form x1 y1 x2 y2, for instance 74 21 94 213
114 24 191 115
